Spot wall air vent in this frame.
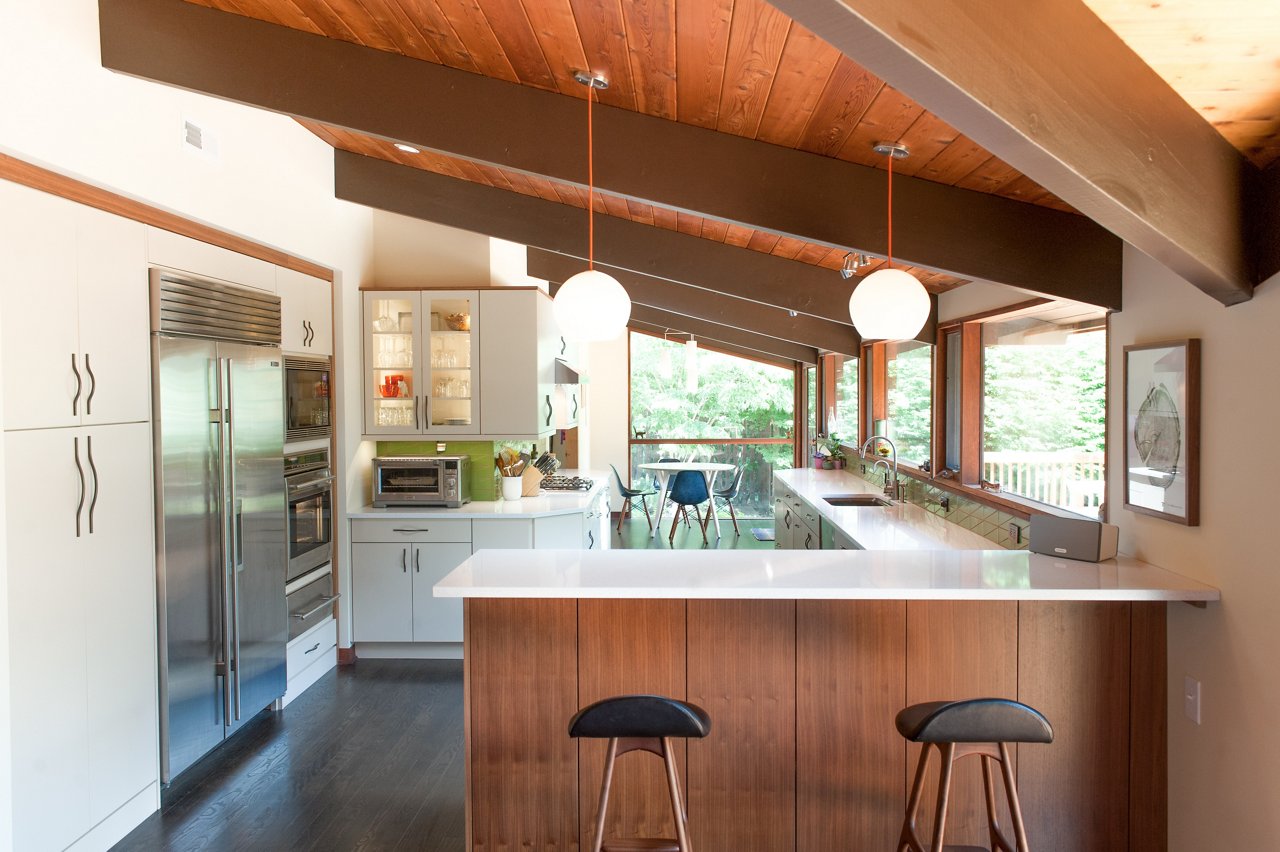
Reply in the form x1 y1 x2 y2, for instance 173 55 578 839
181 116 219 160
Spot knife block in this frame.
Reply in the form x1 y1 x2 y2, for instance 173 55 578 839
521 466 544 496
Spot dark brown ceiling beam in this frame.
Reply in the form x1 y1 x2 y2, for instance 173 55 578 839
528 248 860 355
98 0 1121 307
1253 161 1280 287
770 0 1256 306
338 150 952 342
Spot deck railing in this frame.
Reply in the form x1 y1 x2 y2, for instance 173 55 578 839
982 450 1105 511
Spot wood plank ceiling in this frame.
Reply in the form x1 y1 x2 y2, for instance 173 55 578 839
1084 0 1280 168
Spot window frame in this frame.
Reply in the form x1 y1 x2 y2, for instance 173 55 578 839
836 297 1109 520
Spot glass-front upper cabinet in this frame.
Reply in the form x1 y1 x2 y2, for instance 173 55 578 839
363 290 480 436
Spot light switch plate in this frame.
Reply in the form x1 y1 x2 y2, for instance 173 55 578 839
1184 676 1201 725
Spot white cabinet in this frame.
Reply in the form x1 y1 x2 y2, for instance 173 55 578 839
146 227 275 292
5 422 157 852
478 288 559 438
364 290 480 436
533 513 582 548
350 520 473 643
0 184 149 431
278 267 332 356
583 489 611 550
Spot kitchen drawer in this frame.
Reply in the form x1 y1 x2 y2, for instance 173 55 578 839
800 504 820 528
351 518 472 543
288 617 337 675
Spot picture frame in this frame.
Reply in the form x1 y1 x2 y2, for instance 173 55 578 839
1123 339 1200 525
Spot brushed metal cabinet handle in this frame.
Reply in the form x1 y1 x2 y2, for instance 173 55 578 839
401 547 407 573
414 547 421 573
545 394 553 427
84 353 96 416
304 642 320 655
86 434 98 535
73 436 85 538
71 353 82 416
392 527 430 533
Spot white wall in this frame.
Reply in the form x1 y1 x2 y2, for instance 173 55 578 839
1109 245 1280 848
582 334 631 507
937 279 1040 321
368 209 490 288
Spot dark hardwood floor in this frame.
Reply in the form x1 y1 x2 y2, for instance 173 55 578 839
114 660 465 852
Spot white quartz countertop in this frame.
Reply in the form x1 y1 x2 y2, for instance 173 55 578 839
434 548 1220 602
349 469 609 520
773 467 995 550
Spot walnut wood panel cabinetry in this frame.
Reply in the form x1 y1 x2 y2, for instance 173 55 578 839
463 598 1168 852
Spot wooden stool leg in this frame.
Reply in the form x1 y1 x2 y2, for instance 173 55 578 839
617 498 629 532
641 495 653 531
929 743 957 852
591 738 619 852
728 500 739 535
998 742 1032 852
661 737 692 852
982 753 1015 852
897 744 933 852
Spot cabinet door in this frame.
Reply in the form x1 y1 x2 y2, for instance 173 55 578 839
305 273 333 357
411 542 471 642
0 182 80 431
351 542 414 641
799 520 819 551
534 513 583 549
478 289 538 436
82 423 159 823
4 428 91 851
146 227 276 292
77 207 150 427
423 290 479 434
364 291 423 436
773 499 791 549
277 267 311 354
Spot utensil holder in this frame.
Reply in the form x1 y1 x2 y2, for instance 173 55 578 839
501 476 523 501
521 466 544 497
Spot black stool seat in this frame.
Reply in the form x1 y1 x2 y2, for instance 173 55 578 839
569 695 711 740
895 698 1053 744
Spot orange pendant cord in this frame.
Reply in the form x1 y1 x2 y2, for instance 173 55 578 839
587 85 595 271
886 150 893 269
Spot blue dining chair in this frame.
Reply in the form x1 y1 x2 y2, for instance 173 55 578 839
654 456 681 512
610 464 656 533
712 467 744 536
667 470 711 546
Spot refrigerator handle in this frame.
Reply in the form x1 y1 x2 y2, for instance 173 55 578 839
217 356 233 727
73 436 85 538
226 357 243 722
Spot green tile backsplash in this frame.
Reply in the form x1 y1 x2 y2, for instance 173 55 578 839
849 464 1030 550
375 438 550 502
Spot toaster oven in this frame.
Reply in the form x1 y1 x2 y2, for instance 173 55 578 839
372 455 471 507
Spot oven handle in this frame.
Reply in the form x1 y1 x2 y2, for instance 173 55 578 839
291 594 340 621
287 474 335 495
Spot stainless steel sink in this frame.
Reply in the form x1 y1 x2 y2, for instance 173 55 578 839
822 494 892 508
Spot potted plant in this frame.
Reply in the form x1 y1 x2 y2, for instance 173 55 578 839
824 434 847 470
812 435 828 469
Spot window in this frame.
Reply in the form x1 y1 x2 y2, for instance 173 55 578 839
806 366 817 451
628 332 794 517
885 340 932 465
828 354 858 443
943 329 961 471
981 315 1106 513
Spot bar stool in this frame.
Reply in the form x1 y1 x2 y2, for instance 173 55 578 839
894 698 1053 852
569 694 712 852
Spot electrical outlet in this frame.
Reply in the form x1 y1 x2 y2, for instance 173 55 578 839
436 442 447 453
1184 676 1201 725
1008 522 1022 544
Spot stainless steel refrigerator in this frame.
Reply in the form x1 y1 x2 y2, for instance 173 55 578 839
150 269 287 783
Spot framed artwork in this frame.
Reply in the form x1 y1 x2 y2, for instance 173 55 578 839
1123 339 1200 525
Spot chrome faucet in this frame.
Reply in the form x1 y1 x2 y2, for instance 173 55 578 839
860 435 898 499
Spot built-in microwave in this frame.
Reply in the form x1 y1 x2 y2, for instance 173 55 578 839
285 356 331 442
372 456 472 508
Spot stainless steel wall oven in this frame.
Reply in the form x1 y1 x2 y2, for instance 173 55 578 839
284 447 333 583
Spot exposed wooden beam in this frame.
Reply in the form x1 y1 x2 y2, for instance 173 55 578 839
1253 161 1280 286
528 248 859 355
770 0 1255 306
98 0 1121 307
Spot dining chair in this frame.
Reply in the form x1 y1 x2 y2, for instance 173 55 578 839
667 470 711 546
610 464 655 533
712 467 745 536
654 456 681 514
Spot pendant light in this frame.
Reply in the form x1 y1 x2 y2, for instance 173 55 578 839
658 329 674 379
553 71 632 342
847 143 931 340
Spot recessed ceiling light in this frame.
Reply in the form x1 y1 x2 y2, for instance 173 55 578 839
393 143 419 154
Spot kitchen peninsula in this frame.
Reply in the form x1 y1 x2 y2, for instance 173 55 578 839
438 548 1217 851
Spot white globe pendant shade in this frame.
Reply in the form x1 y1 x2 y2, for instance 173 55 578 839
847 267 931 340
553 268 632 342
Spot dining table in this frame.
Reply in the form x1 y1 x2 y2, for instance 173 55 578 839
638 461 737 541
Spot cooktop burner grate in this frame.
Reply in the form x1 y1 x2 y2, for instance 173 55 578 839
540 475 595 492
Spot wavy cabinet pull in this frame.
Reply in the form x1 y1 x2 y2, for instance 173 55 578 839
401 548 407 573
86 435 99 534
572 393 578 420
545 394 553 427
414 548 421 573
587 530 595 549
71 353 82 416
304 642 321 655
73 437 85 537
84 354 96 416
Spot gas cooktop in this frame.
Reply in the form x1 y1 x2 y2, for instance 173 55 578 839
540 475 595 492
